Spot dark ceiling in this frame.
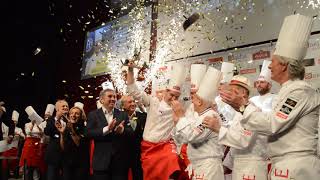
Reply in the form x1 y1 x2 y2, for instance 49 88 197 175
4 0 150 125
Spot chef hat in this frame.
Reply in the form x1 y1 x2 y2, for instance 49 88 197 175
190 64 207 92
101 81 115 91
96 100 103 109
45 104 55 116
25 106 44 125
257 60 272 83
274 14 313 60
12 110 19 122
197 66 222 101
74 102 84 110
220 62 235 83
167 64 187 93
230 75 252 92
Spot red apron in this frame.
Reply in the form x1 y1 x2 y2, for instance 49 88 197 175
1 148 19 170
19 137 46 173
141 140 181 180
177 144 191 180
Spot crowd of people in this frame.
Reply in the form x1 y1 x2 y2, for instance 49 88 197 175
1 14 319 180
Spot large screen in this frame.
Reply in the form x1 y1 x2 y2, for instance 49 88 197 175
81 7 151 80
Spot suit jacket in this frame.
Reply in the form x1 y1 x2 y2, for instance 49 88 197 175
0 111 15 141
128 111 146 180
85 108 133 171
44 117 63 166
130 111 146 153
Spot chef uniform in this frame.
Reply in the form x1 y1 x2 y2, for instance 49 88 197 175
250 60 276 112
127 64 186 180
20 106 47 179
240 14 320 180
173 67 224 180
219 75 272 180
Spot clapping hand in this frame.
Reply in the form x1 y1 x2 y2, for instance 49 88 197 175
114 121 125 134
55 120 65 133
202 115 221 133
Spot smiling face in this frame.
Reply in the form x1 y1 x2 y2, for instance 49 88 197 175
69 107 82 123
56 100 69 116
122 96 136 114
269 55 288 83
100 90 116 111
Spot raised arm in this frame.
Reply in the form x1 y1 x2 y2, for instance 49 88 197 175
126 60 151 107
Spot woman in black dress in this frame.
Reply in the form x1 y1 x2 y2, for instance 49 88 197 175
59 106 89 180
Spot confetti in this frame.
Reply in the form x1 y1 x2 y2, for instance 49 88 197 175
34 47 41 55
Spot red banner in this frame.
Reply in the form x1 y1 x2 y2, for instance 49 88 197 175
208 57 223 63
252 50 270 60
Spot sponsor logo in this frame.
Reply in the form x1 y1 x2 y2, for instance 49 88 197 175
276 112 288 119
243 129 252 136
208 57 223 63
284 98 298 108
274 169 289 178
228 53 248 62
240 68 256 74
279 105 292 115
252 50 270 60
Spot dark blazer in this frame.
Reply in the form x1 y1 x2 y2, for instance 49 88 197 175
62 120 89 168
44 117 63 166
0 111 15 141
85 108 133 172
128 111 146 180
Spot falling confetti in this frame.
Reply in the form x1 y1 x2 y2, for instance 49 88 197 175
34 48 41 55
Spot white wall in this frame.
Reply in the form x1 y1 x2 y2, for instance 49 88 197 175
156 0 320 61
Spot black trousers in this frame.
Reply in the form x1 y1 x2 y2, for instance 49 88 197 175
24 166 41 180
0 160 8 180
92 159 128 180
62 165 88 180
46 165 61 180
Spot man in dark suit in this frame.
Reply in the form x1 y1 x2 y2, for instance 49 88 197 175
120 95 146 180
0 101 15 180
44 99 69 180
86 88 133 180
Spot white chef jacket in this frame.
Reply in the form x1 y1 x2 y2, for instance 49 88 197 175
241 80 320 179
1 122 8 139
25 122 43 138
14 127 25 139
250 92 275 112
173 108 224 180
127 83 175 143
39 121 50 144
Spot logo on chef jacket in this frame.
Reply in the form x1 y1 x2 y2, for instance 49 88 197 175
279 105 292 115
277 98 298 119
284 98 297 108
